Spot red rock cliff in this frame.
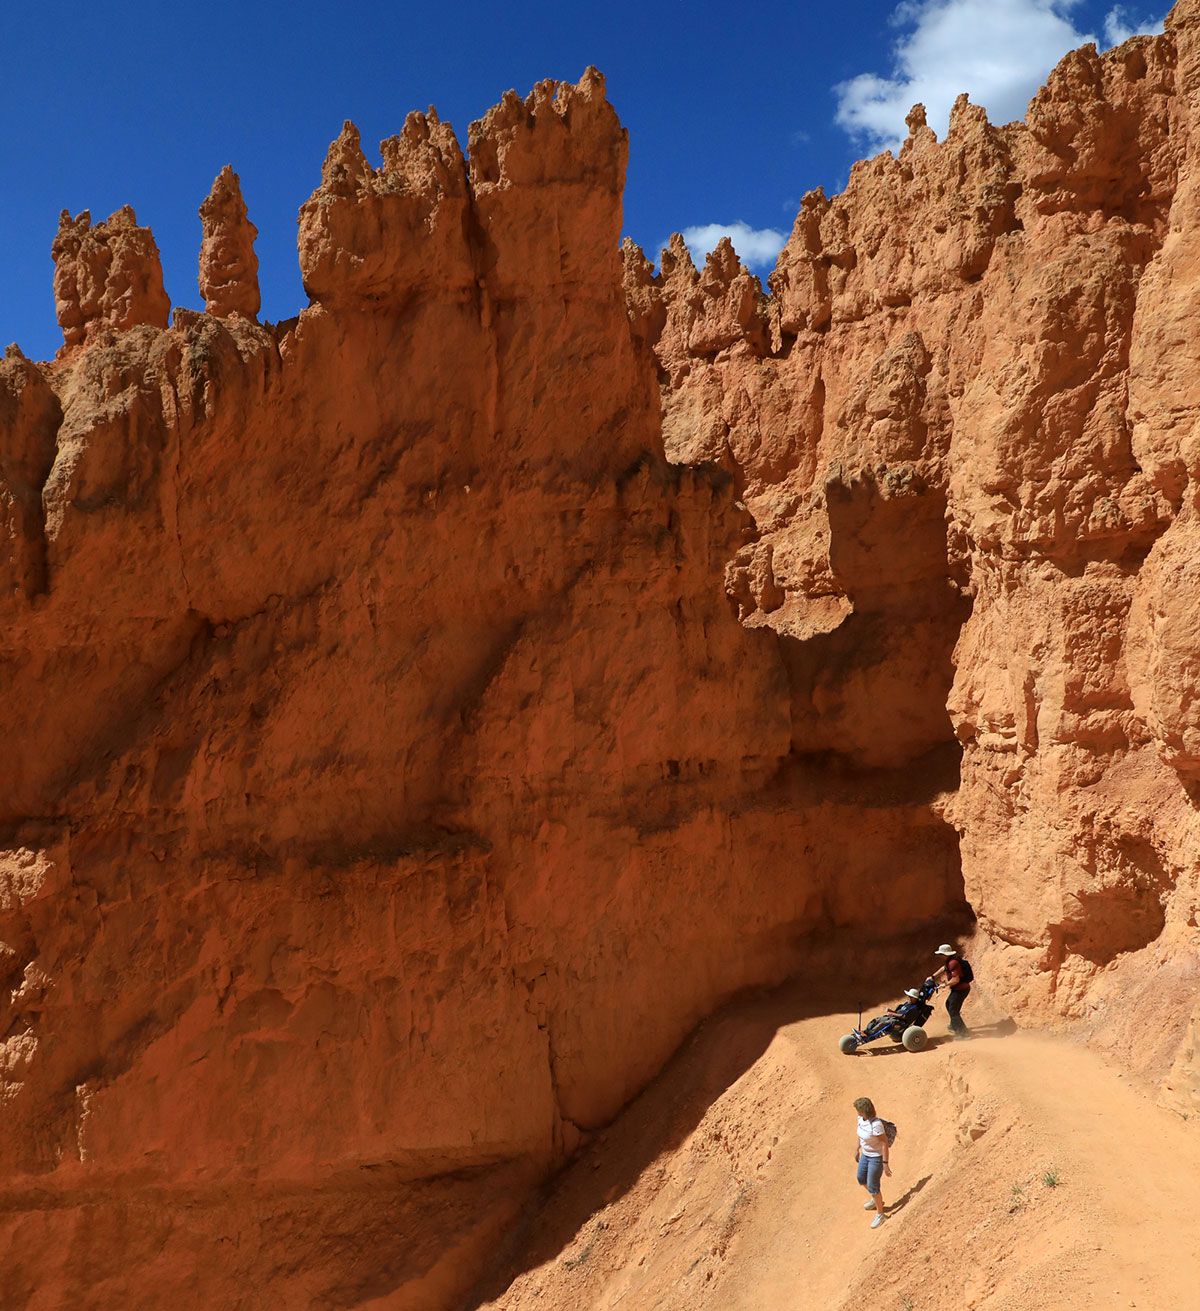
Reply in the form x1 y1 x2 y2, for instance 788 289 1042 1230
0 69 958 1308
634 3 1200 1113
2 4 1200 1303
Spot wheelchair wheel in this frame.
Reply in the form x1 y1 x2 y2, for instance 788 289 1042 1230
902 1025 929 1052
839 1033 859 1055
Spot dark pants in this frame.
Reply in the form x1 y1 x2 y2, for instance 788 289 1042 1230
946 987 970 1034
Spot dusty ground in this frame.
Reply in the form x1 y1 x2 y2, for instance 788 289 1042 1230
472 970 1200 1310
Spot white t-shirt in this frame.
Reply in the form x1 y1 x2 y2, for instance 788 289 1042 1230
858 1116 886 1157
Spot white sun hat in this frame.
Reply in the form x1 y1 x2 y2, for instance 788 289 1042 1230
904 988 922 999
935 943 958 955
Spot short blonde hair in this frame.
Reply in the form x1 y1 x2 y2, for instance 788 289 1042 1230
854 1097 876 1118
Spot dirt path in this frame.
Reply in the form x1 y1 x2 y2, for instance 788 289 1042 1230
473 982 1200 1310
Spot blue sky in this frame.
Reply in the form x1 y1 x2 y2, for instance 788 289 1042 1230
1 1 1165 360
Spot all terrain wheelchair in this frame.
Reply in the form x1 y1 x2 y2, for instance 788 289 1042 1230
838 976 940 1054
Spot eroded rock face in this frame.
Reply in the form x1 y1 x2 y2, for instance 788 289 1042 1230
51 205 170 353
0 70 962 1309
4 6 1200 1304
636 2 1199 1102
0 346 60 598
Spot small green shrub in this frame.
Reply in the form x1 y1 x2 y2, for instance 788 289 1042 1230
1041 1166 1060 1188
561 1241 593 1270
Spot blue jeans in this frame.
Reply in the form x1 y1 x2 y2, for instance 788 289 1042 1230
857 1153 883 1194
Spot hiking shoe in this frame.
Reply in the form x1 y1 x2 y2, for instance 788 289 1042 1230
864 1198 877 1209
954 1032 972 1041
870 1213 886 1229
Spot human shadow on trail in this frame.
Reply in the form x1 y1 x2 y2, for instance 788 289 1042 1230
888 1173 932 1215
969 1017 1019 1039
462 918 974 1308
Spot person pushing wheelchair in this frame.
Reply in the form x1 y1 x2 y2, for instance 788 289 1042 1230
929 943 974 1039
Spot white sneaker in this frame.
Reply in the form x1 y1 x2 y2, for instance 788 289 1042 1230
871 1213 886 1229
863 1198 877 1209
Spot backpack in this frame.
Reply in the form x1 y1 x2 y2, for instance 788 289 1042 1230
880 1119 898 1146
958 958 975 985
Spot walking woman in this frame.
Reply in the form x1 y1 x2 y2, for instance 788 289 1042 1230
854 1096 891 1228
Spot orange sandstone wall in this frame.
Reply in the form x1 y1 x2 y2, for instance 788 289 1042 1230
632 4 1200 1110
6 1 1200 1300
0 74 958 1308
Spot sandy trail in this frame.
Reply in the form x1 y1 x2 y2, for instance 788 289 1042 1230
472 977 1200 1311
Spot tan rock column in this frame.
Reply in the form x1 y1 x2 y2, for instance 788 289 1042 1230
198 165 260 320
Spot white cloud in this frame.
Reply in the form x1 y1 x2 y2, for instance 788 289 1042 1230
835 1 1165 153
1103 6 1165 45
678 221 787 270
